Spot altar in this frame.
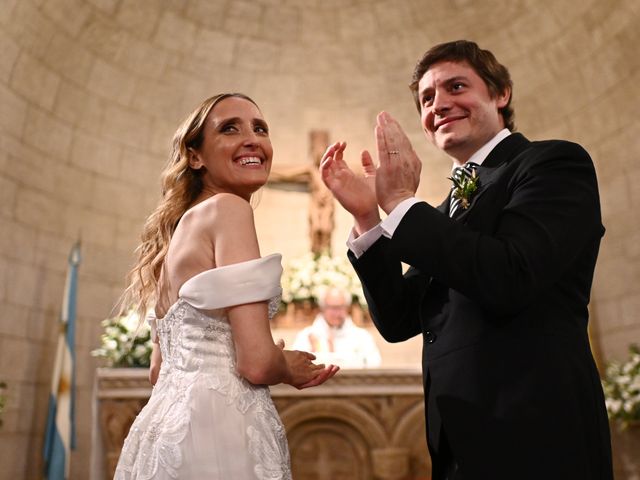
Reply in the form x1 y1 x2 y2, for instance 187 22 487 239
95 367 431 480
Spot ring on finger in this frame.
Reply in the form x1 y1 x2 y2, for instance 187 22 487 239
389 150 400 155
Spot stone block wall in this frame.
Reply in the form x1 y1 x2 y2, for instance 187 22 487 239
0 0 638 478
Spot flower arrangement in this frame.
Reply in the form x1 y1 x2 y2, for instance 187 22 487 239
602 344 640 428
281 253 366 306
0 381 6 427
92 309 153 368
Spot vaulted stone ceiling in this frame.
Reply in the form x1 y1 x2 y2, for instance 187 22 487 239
1 0 638 343
2 0 639 352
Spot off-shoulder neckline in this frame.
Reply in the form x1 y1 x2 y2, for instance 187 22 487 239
179 253 281 294
154 253 281 321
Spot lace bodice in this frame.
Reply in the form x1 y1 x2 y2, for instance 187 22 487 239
150 254 283 378
115 254 291 480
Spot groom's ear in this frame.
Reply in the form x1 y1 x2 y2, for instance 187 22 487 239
496 87 511 109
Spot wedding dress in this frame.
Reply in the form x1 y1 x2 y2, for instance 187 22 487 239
114 254 292 480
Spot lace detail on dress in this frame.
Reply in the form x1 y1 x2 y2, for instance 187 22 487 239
202 317 231 342
247 400 292 480
192 298 292 479
115 295 291 480
115 366 195 480
268 295 282 320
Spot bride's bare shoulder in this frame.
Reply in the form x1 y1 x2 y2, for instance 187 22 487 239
200 193 251 209
183 193 253 228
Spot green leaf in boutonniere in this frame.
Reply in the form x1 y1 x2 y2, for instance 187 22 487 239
448 169 480 210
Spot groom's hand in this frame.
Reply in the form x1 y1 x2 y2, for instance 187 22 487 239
375 112 422 214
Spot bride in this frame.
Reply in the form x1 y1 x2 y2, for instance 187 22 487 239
114 93 339 479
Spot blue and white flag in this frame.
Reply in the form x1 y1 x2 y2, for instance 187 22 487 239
43 242 81 480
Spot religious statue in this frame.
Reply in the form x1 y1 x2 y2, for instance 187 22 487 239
268 130 335 255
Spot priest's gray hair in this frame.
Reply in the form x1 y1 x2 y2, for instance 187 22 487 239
317 286 353 309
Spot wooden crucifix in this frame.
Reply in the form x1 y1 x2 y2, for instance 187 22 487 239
268 130 335 255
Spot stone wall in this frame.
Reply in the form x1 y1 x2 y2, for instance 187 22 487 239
0 0 638 478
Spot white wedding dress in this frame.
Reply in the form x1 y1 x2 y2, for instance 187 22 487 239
114 254 292 480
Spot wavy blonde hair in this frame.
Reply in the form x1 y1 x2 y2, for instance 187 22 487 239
119 93 259 319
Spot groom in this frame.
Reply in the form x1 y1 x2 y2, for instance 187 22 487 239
320 40 613 479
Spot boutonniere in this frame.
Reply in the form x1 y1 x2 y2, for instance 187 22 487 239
448 168 480 210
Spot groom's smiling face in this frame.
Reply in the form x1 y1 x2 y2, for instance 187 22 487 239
418 61 510 163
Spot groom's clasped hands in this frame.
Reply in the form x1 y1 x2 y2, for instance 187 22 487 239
319 111 422 235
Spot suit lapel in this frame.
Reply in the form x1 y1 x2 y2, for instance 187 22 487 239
437 196 449 216
454 133 531 221
482 132 530 168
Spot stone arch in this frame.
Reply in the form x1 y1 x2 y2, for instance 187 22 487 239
391 400 425 445
286 419 373 479
390 400 432 473
278 398 390 479
278 398 388 448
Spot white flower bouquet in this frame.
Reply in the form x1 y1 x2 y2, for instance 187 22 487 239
92 309 153 368
602 344 640 428
281 253 366 306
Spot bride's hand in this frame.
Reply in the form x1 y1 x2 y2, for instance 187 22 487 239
298 363 340 389
281 349 339 390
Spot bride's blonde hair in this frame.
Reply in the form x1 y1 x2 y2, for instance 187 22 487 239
119 93 259 319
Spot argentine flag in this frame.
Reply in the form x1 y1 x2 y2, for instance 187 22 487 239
43 242 81 479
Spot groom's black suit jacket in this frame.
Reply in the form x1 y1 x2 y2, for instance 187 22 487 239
350 133 613 479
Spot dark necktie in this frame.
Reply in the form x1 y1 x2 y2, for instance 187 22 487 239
449 162 479 217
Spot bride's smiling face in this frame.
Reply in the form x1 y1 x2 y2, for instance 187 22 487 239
189 96 273 200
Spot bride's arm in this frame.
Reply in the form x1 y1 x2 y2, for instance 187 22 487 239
147 312 162 385
209 194 338 388
149 342 162 386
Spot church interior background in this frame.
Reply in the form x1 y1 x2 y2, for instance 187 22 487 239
0 0 639 478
